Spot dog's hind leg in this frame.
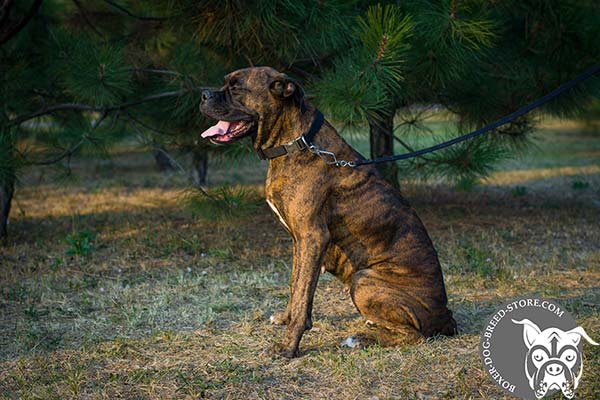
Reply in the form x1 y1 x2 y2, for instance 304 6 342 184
348 266 455 346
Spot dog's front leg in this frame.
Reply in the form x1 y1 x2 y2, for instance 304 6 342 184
272 228 329 358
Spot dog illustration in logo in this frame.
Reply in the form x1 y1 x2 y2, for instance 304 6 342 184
512 319 598 399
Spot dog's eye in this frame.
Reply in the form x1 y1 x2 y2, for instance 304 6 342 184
532 349 546 362
562 349 577 362
229 84 245 95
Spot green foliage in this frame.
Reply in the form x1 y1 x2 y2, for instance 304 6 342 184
401 0 495 90
511 186 527 197
1 0 600 200
399 133 511 184
65 229 97 256
191 0 355 65
186 186 261 220
209 141 255 164
49 28 132 106
450 239 511 281
356 4 413 83
314 4 413 125
572 180 589 190
455 176 477 192
410 0 495 51
577 98 600 132
313 60 386 125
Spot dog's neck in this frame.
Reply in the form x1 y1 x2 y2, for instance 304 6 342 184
255 102 365 166
255 103 315 150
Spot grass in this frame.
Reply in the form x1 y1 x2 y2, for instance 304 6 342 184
1 119 599 399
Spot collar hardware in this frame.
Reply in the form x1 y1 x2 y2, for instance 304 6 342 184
257 110 324 160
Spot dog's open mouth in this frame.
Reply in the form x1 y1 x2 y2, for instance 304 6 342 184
200 119 256 143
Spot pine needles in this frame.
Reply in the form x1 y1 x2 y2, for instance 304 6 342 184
2 0 600 211
314 4 413 125
52 31 134 106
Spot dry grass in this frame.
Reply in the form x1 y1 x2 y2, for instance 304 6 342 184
1 123 599 399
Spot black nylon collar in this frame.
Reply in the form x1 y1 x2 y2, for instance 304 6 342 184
257 110 324 160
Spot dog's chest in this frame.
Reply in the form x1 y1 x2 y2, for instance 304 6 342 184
266 197 291 232
265 169 294 233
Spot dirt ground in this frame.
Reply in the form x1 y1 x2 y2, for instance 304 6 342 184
0 121 598 399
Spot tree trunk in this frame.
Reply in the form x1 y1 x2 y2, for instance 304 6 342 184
191 147 208 186
368 110 399 190
0 179 13 241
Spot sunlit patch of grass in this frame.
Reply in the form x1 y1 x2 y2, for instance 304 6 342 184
487 165 600 185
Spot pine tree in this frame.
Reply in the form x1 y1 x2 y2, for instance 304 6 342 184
0 0 358 239
1 1 599 240
0 1 221 239
314 0 600 186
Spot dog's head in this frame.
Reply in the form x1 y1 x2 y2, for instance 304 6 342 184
512 319 598 399
199 67 305 148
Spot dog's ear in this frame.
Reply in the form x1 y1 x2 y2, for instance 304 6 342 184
269 74 305 103
565 326 599 346
512 319 542 349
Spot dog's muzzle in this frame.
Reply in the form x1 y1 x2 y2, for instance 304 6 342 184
199 90 257 144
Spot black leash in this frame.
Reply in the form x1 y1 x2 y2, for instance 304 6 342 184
351 61 600 167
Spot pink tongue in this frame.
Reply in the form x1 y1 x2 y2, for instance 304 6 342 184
201 120 231 138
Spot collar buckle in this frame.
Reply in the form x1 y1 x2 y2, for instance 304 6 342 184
257 110 324 160
289 135 308 152
257 148 266 160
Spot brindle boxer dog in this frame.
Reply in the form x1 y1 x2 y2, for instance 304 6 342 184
200 67 456 358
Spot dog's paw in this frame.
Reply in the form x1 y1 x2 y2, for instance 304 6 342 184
267 342 299 358
560 381 575 399
269 310 290 326
534 382 548 399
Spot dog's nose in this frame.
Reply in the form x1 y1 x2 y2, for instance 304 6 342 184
201 90 213 103
545 363 564 376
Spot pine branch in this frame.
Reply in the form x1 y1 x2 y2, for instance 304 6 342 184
11 104 98 125
357 33 390 81
128 117 217 201
124 111 181 136
450 0 459 20
378 124 433 161
0 0 14 28
8 88 206 126
374 34 389 65
22 111 109 166
72 0 106 40
135 68 181 77
102 0 167 22
0 0 43 46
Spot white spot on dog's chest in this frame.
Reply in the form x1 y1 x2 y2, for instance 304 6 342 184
266 199 291 231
